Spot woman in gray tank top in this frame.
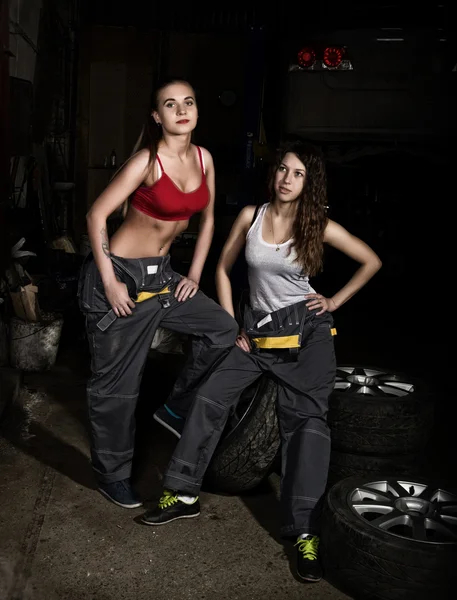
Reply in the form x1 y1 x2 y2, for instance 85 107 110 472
142 141 382 583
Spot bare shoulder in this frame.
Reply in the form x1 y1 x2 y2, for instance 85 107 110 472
124 148 151 173
238 205 257 230
324 218 338 232
106 148 151 189
241 204 257 221
324 218 349 239
224 205 257 241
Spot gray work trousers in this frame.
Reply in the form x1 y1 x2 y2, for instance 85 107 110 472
163 304 336 537
78 253 238 484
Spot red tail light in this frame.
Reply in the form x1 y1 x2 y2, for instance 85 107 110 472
323 46 345 68
297 47 316 69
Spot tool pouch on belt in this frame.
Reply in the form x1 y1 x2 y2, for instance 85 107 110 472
243 300 316 358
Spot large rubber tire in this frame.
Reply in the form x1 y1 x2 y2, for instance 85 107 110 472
148 330 281 494
321 475 457 599
327 450 422 487
204 375 280 493
328 365 434 455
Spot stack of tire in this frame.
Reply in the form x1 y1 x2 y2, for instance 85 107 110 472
326 364 435 487
319 365 456 599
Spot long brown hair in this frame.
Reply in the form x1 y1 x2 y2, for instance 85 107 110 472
120 77 196 217
268 140 328 276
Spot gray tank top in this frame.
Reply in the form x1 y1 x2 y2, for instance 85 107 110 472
245 203 315 313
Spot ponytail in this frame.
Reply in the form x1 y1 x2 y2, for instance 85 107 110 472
116 116 163 218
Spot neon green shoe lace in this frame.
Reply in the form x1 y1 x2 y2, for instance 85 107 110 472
158 490 179 510
295 536 319 560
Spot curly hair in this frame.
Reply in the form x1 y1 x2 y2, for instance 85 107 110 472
267 140 328 276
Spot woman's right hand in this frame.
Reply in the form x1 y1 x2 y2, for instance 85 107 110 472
104 280 136 317
236 329 251 353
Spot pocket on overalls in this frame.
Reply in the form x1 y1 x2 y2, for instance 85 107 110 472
135 259 179 308
93 258 139 332
304 313 336 345
110 258 138 297
246 301 310 350
243 306 280 335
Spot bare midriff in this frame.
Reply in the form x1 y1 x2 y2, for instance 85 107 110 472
109 205 190 258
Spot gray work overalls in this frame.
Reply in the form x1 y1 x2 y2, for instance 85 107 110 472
78 253 238 484
163 299 337 537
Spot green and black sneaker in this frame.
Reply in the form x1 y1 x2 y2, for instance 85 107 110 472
295 535 322 582
141 490 200 526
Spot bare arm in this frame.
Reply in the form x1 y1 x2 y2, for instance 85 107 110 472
175 148 216 302
216 205 256 317
187 148 215 285
323 219 382 310
86 149 150 315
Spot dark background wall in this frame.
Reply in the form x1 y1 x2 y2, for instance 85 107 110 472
2 1 455 376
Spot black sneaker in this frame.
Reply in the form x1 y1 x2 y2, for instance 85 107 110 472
295 535 322 582
141 490 200 525
153 405 184 438
98 479 143 509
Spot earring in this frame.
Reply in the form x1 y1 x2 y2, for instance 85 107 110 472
156 122 162 127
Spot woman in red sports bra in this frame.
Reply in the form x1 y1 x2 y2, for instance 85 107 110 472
89 79 213 309
78 79 238 509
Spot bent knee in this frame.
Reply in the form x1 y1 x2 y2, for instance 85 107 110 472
219 314 238 344
202 311 238 348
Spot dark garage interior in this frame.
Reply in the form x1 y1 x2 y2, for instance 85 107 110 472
0 2 456 599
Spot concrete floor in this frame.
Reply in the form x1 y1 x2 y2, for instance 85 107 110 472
0 313 453 600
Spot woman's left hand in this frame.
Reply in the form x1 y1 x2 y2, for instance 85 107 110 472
305 293 336 316
175 277 199 302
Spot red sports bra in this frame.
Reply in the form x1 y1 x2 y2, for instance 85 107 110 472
130 146 209 221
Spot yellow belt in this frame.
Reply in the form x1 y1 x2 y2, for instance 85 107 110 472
252 328 337 350
136 287 170 303
252 335 301 349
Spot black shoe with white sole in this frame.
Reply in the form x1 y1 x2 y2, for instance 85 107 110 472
98 479 143 509
141 490 200 525
295 535 323 582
